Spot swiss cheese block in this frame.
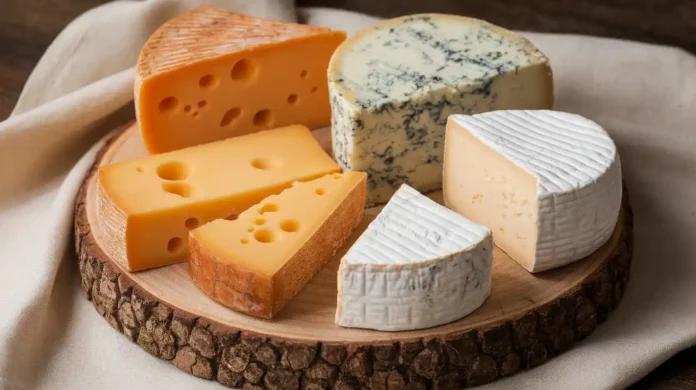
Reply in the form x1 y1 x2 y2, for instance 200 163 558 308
336 184 493 331
444 110 622 272
97 125 340 272
329 14 554 205
136 6 346 153
188 172 366 319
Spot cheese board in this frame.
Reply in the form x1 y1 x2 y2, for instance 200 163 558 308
74 122 633 389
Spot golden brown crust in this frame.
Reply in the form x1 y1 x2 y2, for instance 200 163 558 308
188 234 273 318
96 173 130 270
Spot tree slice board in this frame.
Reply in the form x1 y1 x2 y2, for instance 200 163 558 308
74 122 633 389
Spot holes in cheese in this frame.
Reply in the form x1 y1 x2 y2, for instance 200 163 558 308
310 86 318 93
198 74 217 88
315 188 326 195
280 220 299 232
162 182 193 198
167 237 183 253
253 109 273 127
188 172 367 318
220 108 241 127
254 229 274 243
197 100 207 108
253 218 266 225
156 161 190 181
97 124 340 272
135 6 346 153
185 218 200 229
250 157 282 171
231 59 256 80
159 97 178 112
259 203 278 214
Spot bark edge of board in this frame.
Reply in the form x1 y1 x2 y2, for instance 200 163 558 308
74 131 634 389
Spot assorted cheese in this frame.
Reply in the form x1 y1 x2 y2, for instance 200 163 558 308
444 110 622 272
136 6 346 153
328 14 554 205
97 125 339 271
189 172 366 318
93 8 624 329
336 184 493 331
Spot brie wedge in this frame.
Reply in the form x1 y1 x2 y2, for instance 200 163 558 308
336 184 492 331
444 110 622 272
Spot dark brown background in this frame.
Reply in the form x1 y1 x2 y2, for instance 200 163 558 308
2 0 695 388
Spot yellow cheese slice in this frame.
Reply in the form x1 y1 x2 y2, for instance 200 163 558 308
97 125 340 272
135 6 346 153
189 172 366 319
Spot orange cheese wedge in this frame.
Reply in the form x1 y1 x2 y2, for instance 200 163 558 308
97 125 340 272
135 6 346 153
189 172 366 318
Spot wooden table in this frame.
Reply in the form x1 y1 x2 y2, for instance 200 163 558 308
2 0 695 388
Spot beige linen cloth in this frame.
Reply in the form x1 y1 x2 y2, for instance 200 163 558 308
1 0 695 389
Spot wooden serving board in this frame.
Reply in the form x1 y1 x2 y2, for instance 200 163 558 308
74 123 633 389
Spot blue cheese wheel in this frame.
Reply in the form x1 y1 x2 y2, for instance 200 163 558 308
328 14 554 205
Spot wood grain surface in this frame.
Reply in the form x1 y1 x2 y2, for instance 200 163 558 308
77 124 633 388
297 0 696 54
4 0 696 388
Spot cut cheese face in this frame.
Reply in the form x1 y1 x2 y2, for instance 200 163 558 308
336 185 493 331
97 125 340 272
189 172 366 319
136 6 346 153
444 110 622 272
329 14 553 205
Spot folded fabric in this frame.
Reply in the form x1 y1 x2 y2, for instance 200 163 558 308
1 1 695 389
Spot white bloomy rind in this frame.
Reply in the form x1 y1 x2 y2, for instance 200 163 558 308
336 184 493 331
452 110 622 272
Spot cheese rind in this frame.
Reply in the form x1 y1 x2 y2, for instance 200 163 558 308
444 110 622 272
189 172 366 318
336 184 492 331
97 125 340 272
328 13 553 205
136 6 346 153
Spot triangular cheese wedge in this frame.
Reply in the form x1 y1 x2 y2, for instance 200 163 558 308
97 125 339 272
444 110 622 272
336 184 493 331
189 172 366 319
136 6 346 153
